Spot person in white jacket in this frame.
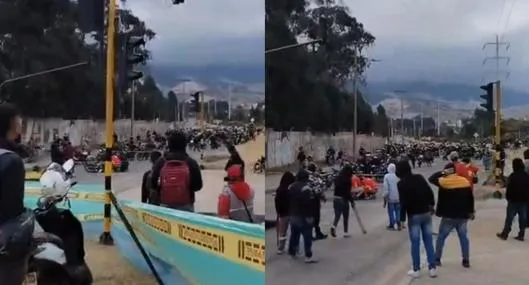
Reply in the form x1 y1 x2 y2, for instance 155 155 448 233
383 163 402 230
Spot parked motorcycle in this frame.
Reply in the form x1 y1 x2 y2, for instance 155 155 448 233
253 156 265 173
26 159 93 285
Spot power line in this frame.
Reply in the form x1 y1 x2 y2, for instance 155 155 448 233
501 0 516 36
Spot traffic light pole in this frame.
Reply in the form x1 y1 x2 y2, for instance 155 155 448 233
494 80 501 146
130 80 136 137
494 80 502 190
99 0 116 246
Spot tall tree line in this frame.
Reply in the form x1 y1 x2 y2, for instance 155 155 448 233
0 0 173 120
265 0 388 135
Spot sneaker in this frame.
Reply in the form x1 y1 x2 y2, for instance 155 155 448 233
462 259 470 268
330 227 337 238
277 249 284 255
407 269 420 279
304 257 318 263
428 268 438 278
496 232 508 240
386 225 395 231
435 258 442 267
343 233 351 238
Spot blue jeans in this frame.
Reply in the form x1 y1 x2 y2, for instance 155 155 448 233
408 213 436 271
435 218 469 261
288 216 313 258
387 202 401 227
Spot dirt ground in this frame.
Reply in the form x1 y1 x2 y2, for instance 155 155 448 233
85 240 155 285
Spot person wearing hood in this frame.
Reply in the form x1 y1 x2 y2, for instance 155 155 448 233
217 165 255 222
396 160 437 279
287 169 317 263
383 163 401 230
275 171 295 254
497 158 529 241
429 162 474 268
151 131 203 212
523 149 529 174
330 164 355 238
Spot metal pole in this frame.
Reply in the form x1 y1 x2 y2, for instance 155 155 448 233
265 39 322 54
352 50 358 157
495 81 501 145
228 84 232 120
99 0 117 245
420 104 424 138
130 81 135 137
437 101 440 136
400 97 404 144
0 62 88 100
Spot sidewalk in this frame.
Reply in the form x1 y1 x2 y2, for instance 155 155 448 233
386 199 529 285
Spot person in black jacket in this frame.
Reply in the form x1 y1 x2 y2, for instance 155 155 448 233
429 163 474 268
275 171 295 254
330 164 355 238
396 161 437 278
151 131 203 212
141 151 162 204
288 170 317 263
497 158 529 241
0 103 32 285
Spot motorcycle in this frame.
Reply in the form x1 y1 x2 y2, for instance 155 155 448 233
26 159 93 285
253 156 265 173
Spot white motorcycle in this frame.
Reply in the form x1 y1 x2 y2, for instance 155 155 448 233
25 159 93 285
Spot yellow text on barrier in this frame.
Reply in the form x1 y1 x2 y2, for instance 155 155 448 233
121 206 265 272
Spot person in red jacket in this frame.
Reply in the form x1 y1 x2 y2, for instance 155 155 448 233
217 165 255 222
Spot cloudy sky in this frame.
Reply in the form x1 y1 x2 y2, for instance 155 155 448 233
345 0 529 90
125 0 264 66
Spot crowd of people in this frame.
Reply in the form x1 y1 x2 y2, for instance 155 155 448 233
139 129 257 223
273 140 529 280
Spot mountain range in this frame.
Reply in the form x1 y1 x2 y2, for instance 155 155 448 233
361 81 529 120
144 63 264 104
144 63 529 119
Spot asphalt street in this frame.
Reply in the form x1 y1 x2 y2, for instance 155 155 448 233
265 158 486 285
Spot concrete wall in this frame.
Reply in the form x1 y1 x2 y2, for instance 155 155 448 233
266 130 386 168
22 118 174 147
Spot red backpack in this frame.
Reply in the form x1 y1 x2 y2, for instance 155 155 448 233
159 160 191 205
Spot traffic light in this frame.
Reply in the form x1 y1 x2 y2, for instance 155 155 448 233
126 36 146 81
480 82 494 113
172 0 185 3
190 92 201 112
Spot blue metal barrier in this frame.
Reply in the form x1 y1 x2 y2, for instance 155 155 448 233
24 182 265 285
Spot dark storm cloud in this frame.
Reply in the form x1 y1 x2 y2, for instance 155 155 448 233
345 0 529 90
126 0 264 65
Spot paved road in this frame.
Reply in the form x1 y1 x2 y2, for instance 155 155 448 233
30 148 265 215
265 158 507 285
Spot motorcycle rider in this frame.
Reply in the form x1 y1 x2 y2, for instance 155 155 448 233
307 163 327 240
0 103 33 285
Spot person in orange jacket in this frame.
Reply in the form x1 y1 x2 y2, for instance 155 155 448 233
462 157 479 187
351 173 378 199
217 165 255 222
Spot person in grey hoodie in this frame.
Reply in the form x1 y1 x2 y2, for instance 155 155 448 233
383 163 402 230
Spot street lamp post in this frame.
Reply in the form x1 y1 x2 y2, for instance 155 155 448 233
0 61 89 101
265 39 323 54
394 90 407 144
352 54 381 157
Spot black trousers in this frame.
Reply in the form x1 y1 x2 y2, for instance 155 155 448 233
313 201 323 235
